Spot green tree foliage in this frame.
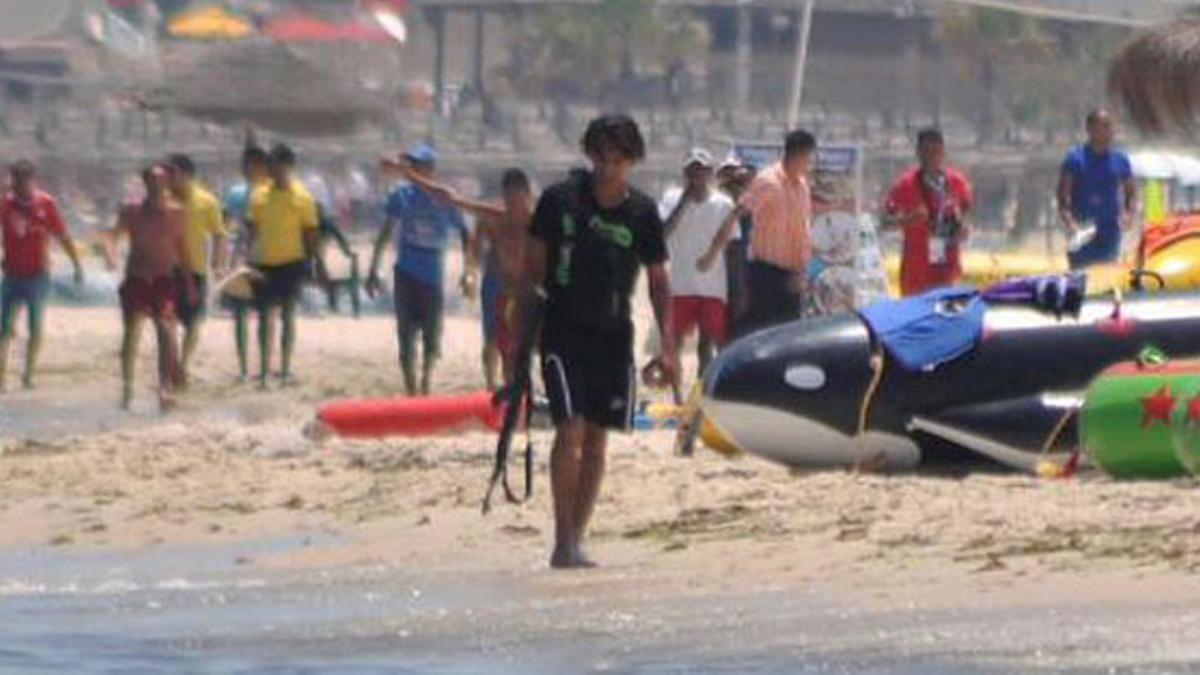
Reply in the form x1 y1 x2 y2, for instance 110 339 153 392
936 7 1130 144
513 0 708 104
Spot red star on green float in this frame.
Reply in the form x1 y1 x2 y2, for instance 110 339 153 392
1188 396 1200 425
1141 384 1175 429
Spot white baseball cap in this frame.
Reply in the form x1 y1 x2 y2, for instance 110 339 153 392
683 147 714 168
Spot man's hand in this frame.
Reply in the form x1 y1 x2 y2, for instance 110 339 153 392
901 205 929 226
365 272 383 298
1060 212 1079 235
788 272 808 295
184 275 200 307
696 250 718 273
460 271 478 299
641 350 680 391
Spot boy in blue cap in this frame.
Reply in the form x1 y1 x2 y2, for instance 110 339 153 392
368 144 470 395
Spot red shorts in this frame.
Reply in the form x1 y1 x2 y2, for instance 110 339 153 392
120 276 177 320
671 296 728 346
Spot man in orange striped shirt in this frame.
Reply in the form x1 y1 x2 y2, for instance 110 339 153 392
699 130 816 332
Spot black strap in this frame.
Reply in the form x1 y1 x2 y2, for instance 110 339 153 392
482 291 545 514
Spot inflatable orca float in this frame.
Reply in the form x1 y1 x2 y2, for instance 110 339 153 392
700 288 1200 471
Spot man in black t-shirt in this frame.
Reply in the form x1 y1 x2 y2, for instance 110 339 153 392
523 114 679 569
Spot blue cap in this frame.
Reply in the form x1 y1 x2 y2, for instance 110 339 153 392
404 143 438 165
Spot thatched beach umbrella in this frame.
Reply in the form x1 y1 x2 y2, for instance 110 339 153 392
140 41 389 137
1109 11 1200 135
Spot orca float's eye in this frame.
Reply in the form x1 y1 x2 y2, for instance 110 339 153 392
784 364 826 391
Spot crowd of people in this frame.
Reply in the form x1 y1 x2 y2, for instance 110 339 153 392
0 108 1139 567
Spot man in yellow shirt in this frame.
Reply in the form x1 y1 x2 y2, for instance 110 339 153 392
166 153 226 384
247 144 319 388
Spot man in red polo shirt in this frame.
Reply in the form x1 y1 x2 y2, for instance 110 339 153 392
882 128 974 296
0 159 83 391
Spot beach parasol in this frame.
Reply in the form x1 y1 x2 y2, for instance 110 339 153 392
141 41 388 136
168 5 253 41
1109 11 1200 136
264 12 392 44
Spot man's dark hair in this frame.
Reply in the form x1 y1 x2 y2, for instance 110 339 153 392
141 163 165 188
10 159 36 178
916 127 944 147
783 129 817 159
269 143 296 166
166 153 196 176
242 145 268 167
580 114 645 161
1085 108 1111 127
500 167 531 193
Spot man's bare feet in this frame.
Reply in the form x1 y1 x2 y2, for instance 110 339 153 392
158 391 178 413
550 544 598 569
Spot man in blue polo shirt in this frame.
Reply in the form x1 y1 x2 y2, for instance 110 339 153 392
1057 109 1137 269
367 144 469 395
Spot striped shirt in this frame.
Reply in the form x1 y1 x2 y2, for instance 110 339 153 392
739 162 811 273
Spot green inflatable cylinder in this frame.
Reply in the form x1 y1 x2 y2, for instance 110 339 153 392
1170 376 1200 476
1080 357 1194 479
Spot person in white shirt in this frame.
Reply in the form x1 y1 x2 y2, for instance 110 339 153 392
660 148 737 376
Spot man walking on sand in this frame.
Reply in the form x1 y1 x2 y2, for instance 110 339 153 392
166 153 226 384
699 130 817 332
107 165 192 411
517 114 678 568
367 144 470 395
222 145 270 382
391 162 534 389
1057 109 1137 270
0 159 84 391
660 148 736 377
247 144 320 389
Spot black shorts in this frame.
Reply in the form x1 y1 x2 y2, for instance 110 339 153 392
541 323 635 431
393 270 444 359
254 261 309 307
176 273 208 327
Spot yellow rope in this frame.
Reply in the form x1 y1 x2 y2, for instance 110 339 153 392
857 349 886 436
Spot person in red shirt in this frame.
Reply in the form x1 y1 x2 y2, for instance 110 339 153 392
0 159 83 391
882 128 974 296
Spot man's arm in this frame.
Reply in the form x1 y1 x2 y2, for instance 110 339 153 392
1057 169 1077 232
661 191 690 241
647 263 678 387
366 216 396 295
389 159 506 221
697 205 745 273
725 239 747 318
48 202 83 284
102 209 129 272
1122 176 1139 231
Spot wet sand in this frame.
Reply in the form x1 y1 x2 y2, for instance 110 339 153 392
4 305 1200 671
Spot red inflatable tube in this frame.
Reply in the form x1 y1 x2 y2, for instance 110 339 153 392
317 391 506 439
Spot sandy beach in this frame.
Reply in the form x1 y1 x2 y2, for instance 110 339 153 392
5 301 1200 670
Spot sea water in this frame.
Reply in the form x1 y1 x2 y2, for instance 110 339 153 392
3 537 1199 673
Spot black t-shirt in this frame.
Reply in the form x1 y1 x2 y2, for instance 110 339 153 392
530 171 667 336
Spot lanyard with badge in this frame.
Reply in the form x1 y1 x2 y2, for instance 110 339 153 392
920 171 958 265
